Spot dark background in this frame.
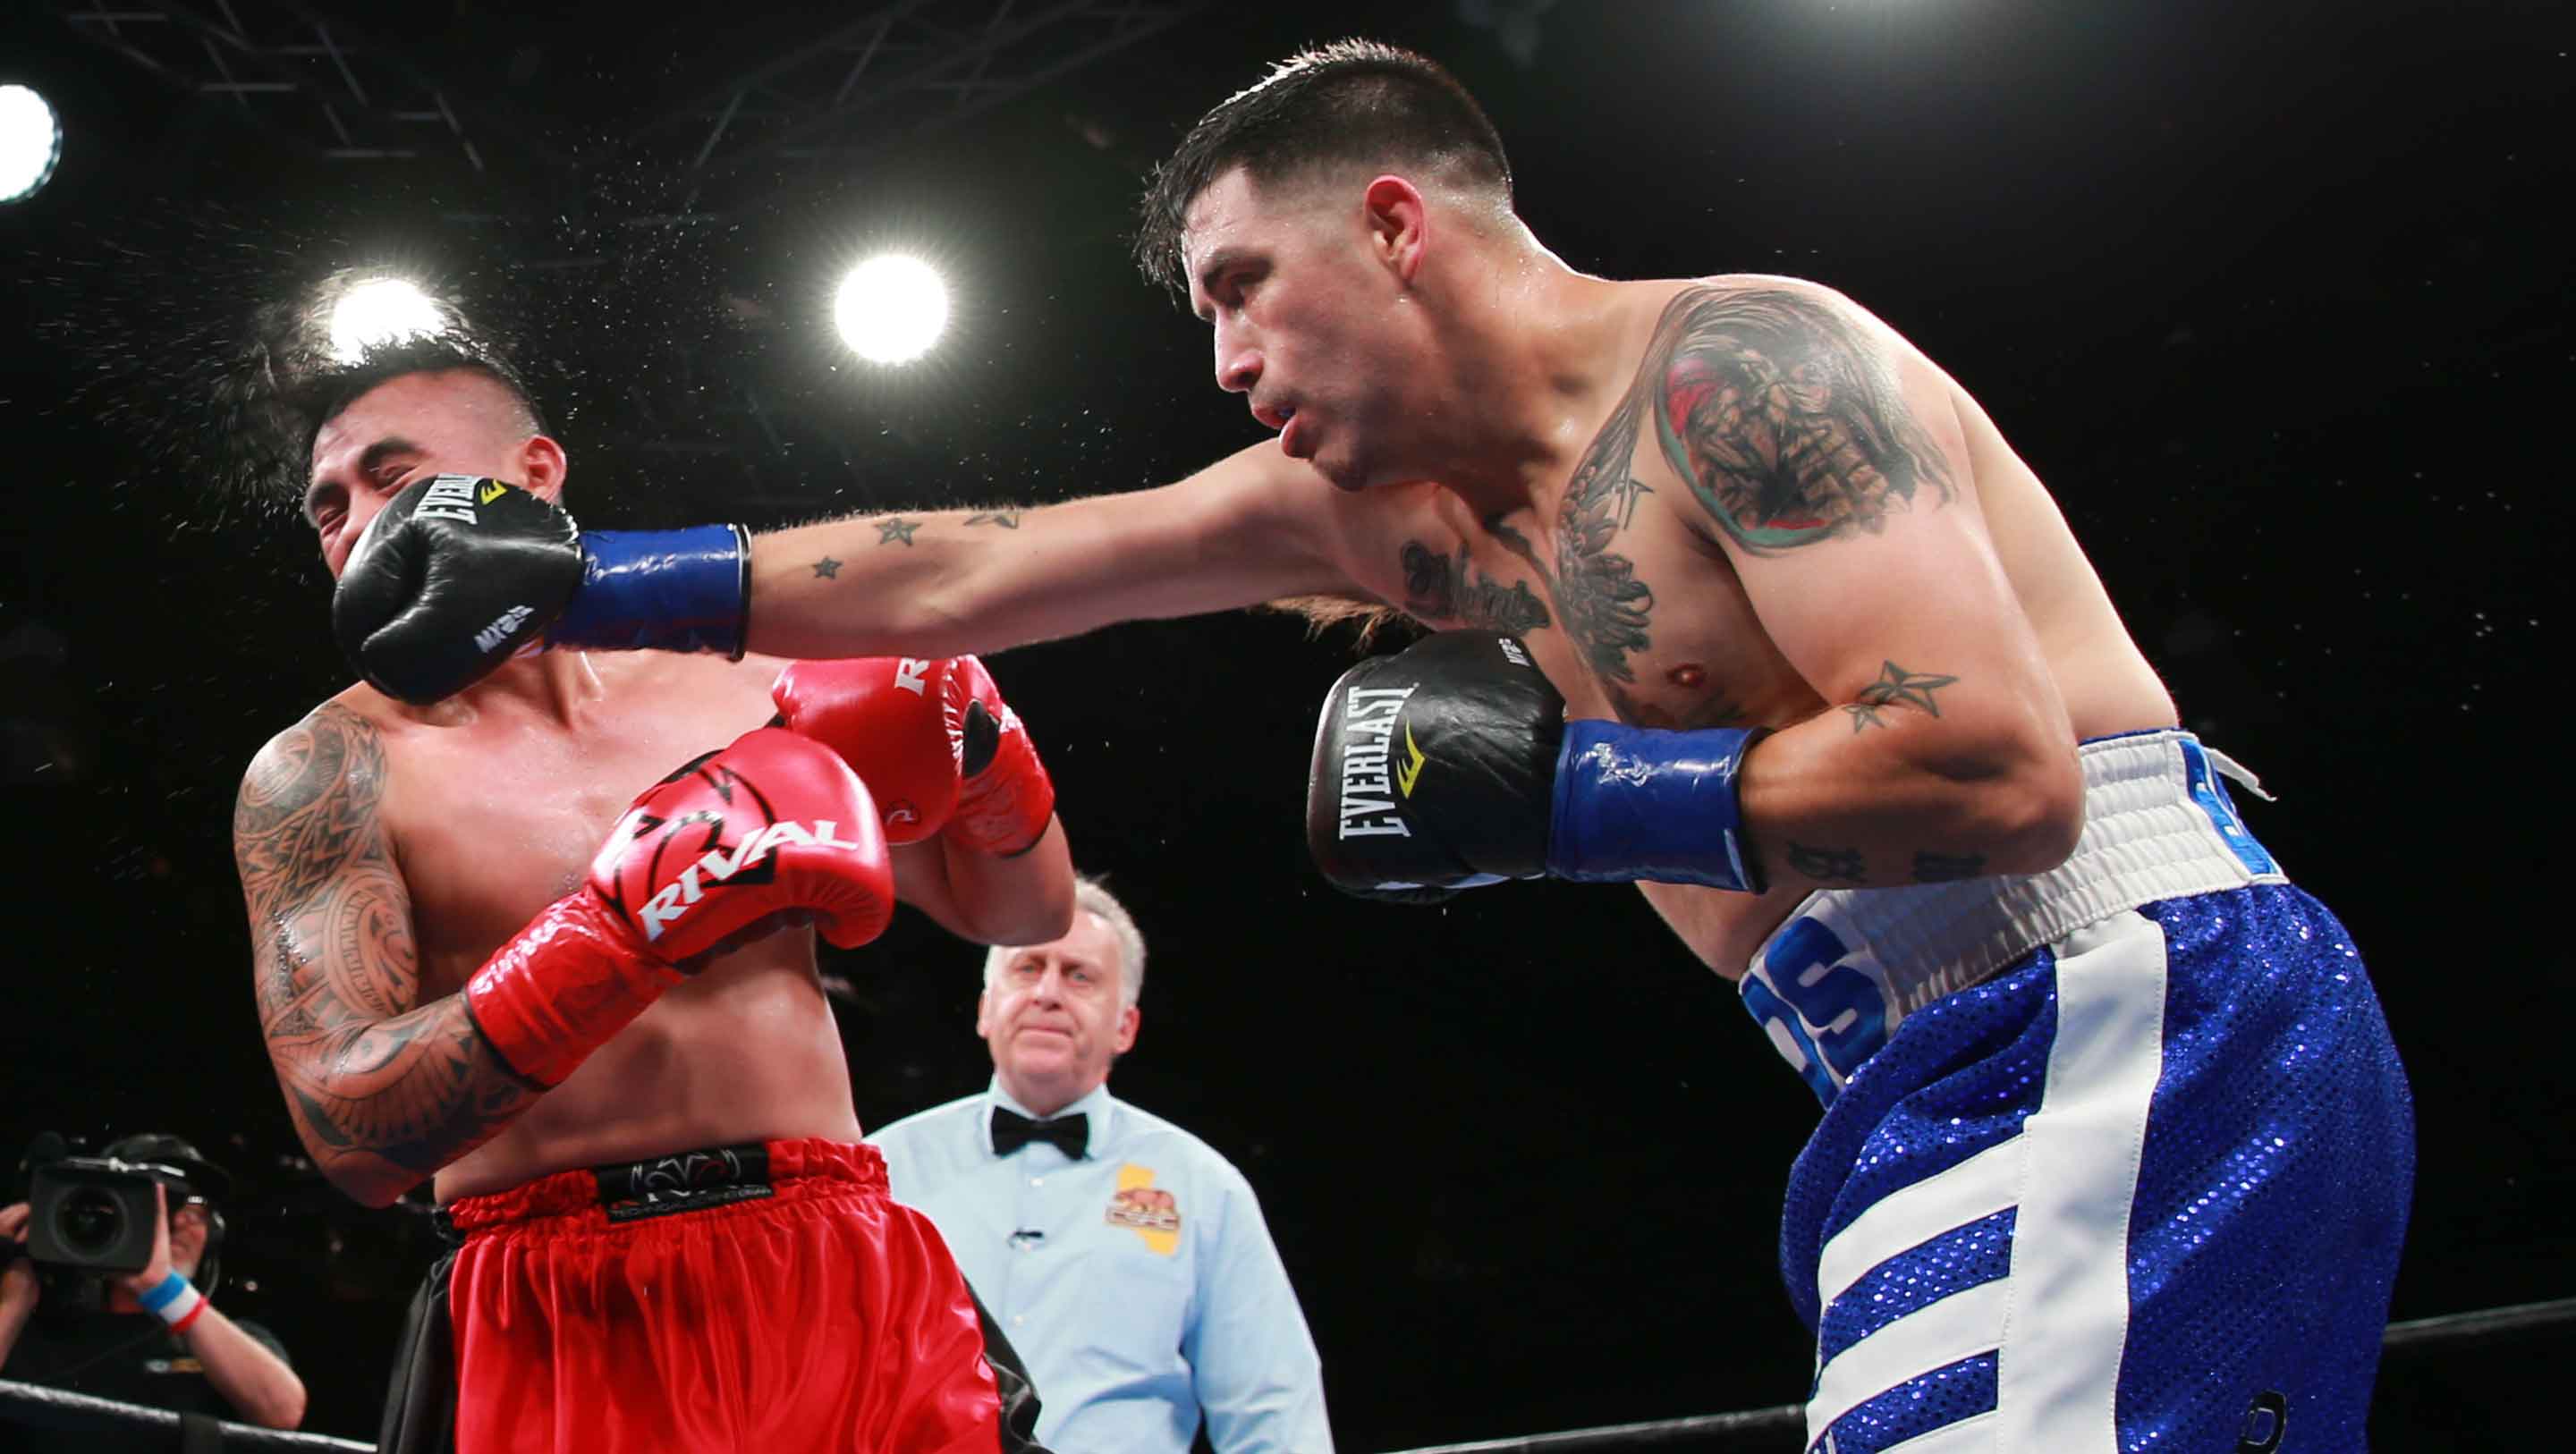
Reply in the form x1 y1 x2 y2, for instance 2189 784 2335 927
1 0 2565 1447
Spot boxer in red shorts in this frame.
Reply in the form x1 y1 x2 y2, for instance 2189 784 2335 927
233 343 1074 1452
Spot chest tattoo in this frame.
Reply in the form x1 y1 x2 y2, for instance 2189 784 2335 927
1400 539 1552 637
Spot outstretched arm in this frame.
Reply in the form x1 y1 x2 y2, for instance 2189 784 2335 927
1653 283 2082 887
743 442 1352 660
235 705 541 1207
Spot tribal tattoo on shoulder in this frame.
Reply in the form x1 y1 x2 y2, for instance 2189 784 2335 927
1650 287 1955 554
237 705 536 1195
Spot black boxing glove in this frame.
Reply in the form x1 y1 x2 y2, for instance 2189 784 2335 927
1306 630 1769 903
333 476 749 706
1306 632 1562 901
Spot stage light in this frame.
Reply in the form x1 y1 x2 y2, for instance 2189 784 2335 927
835 254 948 365
0 85 64 204
328 277 446 364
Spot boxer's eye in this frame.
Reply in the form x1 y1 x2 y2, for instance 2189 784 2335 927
305 485 345 532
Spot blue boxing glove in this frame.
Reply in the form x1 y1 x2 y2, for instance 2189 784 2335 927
1304 630 1767 901
332 476 750 705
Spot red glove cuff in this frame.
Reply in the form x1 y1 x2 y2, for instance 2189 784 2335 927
462 892 682 1088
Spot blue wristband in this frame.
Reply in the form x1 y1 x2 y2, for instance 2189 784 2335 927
549 525 751 657
1546 720 1768 892
138 1271 189 1315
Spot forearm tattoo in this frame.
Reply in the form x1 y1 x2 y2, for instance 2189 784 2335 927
1651 288 1955 554
873 516 921 546
1911 850 1989 883
962 510 1022 528
236 706 536 1194
1785 841 1868 883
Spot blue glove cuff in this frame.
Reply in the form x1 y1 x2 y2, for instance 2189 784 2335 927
550 525 750 657
1546 720 1768 892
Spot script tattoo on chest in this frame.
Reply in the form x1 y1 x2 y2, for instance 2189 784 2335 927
1400 539 1552 636
1650 287 1954 553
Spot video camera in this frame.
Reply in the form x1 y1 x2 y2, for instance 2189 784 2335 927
23 1156 178 1275
7 1133 230 1279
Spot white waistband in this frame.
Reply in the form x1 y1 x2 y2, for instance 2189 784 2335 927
1742 731 2286 1083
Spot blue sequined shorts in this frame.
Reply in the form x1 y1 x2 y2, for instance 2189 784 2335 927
1742 732 2414 1453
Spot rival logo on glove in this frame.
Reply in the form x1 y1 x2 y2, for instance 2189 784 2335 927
635 819 869 941
1335 687 1419 839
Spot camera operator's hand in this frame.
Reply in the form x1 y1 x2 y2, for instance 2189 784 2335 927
1 1202 38 1365
112 1184 175 1299
1 1203 34 1305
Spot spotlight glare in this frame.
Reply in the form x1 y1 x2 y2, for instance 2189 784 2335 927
0 85 64 205
835 255 948 365
329 277 446 364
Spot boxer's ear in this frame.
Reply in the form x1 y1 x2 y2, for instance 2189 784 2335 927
513 433 570 503
1361 174 1429 285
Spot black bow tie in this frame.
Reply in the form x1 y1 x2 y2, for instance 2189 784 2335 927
991 1107 1088 1160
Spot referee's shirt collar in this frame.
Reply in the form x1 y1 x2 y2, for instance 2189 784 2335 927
983 1077 1116 1158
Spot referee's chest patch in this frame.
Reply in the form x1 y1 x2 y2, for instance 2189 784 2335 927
1107 1163 1182 1254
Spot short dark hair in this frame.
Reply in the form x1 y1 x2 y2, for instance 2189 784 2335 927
295 334 550 469
1133 39 1513 296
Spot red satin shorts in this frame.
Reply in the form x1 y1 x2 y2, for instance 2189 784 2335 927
442 1138 1000 1453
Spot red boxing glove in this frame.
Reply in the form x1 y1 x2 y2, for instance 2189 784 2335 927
772 657 961 844
772 656 1055 856
945 655 1055 858
464 728 894 1086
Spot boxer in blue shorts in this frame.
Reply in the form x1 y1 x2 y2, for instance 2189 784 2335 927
328 40 2411 1449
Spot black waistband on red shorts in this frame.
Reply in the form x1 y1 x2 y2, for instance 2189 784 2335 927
435 1137 889 1239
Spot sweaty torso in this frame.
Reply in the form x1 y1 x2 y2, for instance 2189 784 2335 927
1326 274 2177 976
345 653 861 1203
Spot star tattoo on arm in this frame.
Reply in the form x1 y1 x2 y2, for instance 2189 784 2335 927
1854 658 1947 715
874 517 921 547
810 556 842 579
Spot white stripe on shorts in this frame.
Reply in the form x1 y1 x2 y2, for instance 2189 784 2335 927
1816 1135 2024 1312
1877 1408 1998 1454
1990 909 2167 1454
1808 1278 2012 1439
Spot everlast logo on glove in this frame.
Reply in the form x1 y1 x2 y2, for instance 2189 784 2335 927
1307 631 1567 904
411 473 488 524
1335 688 1418 839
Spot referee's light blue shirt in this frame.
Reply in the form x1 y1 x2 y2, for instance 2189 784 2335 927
869 1079 1333 1454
